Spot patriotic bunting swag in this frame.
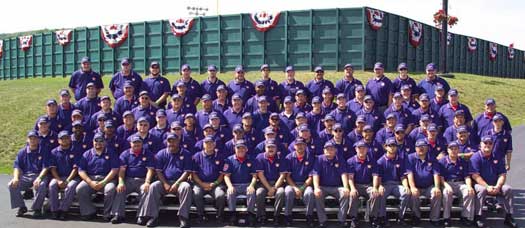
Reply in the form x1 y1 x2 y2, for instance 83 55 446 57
101 24 129 48
169 18 195 37
447 33 452 46
489 42 498 61
508 43 515 60
366 9 384 30
0 40 3 58
467 37 477 52
408 20 423 47
55 29 72 46
250 11 281 32
19 35 33 51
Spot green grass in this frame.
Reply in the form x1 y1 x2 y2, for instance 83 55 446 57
1 70 524 174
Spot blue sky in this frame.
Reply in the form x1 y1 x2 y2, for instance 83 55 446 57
1 0 523 49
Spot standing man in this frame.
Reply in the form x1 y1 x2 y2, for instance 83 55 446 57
392 63 418 94
76 133 119 221
278 65 306 100
139 134 192 227
485 114 513 170
406 139 442 226
227 65 255 103
366 62 393 113
335 63 363 101
312 142 350 228
69 57 104 101
174 64 204 106
48 131 81 220
8 131 49 218
417 63 450 99
143 62 171 109
75 82 101 123
114 82 139 118
259 64 281 106
109 58 144 99
201 64 226 100
306 66 335 99
473 98 512 138
471 136 518 228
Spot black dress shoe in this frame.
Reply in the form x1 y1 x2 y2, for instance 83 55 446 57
103 215 113 222
411 216 421 226
137 216 148 226
504 214 518 228
319 222 327 228
32 210 43 219
81 213 96 221
474 215 485 228
111 216 124 224
340 221 350 227
23 190 34 200
146 217 159 227
16 207 27 217
284 215 293 226
443 219 451 227
395 218 407 226
58 211 67 220
179 216 190 228
349 217 358 228
51 211 60 220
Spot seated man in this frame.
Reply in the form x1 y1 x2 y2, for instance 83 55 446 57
140 133 193 228
406 139 442 226
313 142 350 228
255 140 287 225
222 140 257 226
76 133 119 221
8 131 49 218
111 136 155 224
347 141 381 228
471 136 518 228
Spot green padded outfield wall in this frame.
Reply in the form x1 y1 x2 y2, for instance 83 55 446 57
0 7 523 79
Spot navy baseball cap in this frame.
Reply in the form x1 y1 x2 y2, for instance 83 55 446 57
427 124 437 132
139 91 149 97
47 99 57 106
150 61 159 67
481 136 493 143
374 62 384 70
314 66 324 72
260 64 270 71
364 95 373 101
184 113 195 119
354 140 368 148
171 94 182 100
130 135 143 143
233 124 243 132
257 96 268 103
170 121 183 129
485 98 496 105
312 96 321 103
208 64 217 71
255 80 265 87
72 120 83 127
283 96 293 103
217 85 227 91
201 94 212 101
27 130 39 138
285 65 294 72
81 56 90 63
393 92 402 99
93 133 105 142
323 115 335 121
58 131 69 139
123 81 133 88
385 137 397 146
333 123 343 130
457 125 468 133
363 125 373 132
296 89 306 96
356 115 366 123
121 58 130 65
426 63 436 71
324 141 336 149
298 124 310 132
394 124 405 133
294 138 306 145
209 112 220 120
263 127 275 135
296 112 306 119
232 93 242 100
420 114 431 122
447 141 459 148
181 64 191 71
37 116 49 124
401 84 411 91
104 120 115 128
493 114 504 121
270 112 279 119
235 65 245 73
86 82 96 88
336 93 346 99
386 113 397 120
344 63 353 69
166 133 179 141
397 63 408 70
419 93 430 101
203 124 214 130
235 140 247 148
242 112 252 119
59 89 70 97
72 109 83 117
355 85 365 92
435 84 444 91
122 110 133 118
448 89 458 97
415 139 428 147
176 81 186 87
203 136 215 143
100 96 111 101
265 139 277 147
156 109 166 117
137 117 149 123
454 110 465 117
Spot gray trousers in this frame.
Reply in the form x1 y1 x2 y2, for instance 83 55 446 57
379 182 410 218
112 177 148 217
227 183 256 213
315 186 350 223
8 174 48 210
256 182 285 217
193 184 226 217
349 184 380 218
474 184 514 216
75 175 116 217
443 181 475 220
411 186 442 221
48 177 80 212
138 180 192 219
284 185 314 216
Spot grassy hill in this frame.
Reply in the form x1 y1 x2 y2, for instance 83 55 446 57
0 70 524 173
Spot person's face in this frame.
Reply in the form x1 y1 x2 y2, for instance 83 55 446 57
448 146 459 157
203 140 216 152
60 94 71 104
454 115 465 125
157 115 167 125
210 118 220 127
181 68 191 78
401 89 411 98
385 144 397 154
428 130 437 139
363 130 374 140
150 65 160 75
294 143 306 153
364 99 374 109
27 136 39 147
398 68 408 77
255 85 265 94
336 97 346 107
101 99 111 109
393 97 403 106
265 133 276 140
356 89 365 99
324 147 336 158
421 120 430 127
296 94 306 102
208 69 217 78
235 71 245 81
296 117 307 125
419 99 429 108
395 130 405 140
233 130 244 138
203 100 212 110
167 138 180 151
324 119 334 128
217 89 227 98
315 71 324 80
261 68 270 77
333 128 344 137
173 99 182 108
356 146 368 156
38 122 49 132
137 121 149 133
131 141 143 151
426 69 436 79
344 67 353 76
242 117 252 126
104 126 115 135
493 119 504 128
435 89 445 98
72 114 83 122
270 116 280 126
121 63 131 72
59 136 71 148
258 101 269 110
124 115 135 125
73 125 83 134
47 104 58 114
124 86 134 96
286 71 295 80
86 86 96 97
374 68 384 76
140 95 150 105
299 130 311 139
93 140 105 150
449 94 458 103
416 146 427 156
481 141 493 153
81 62 91 71
386 118 397 127
485 103 496 113
356 121 365 130
185 117 194 126
284 101 293 110
177 85 187 94
265 145 277 156
235 146 247 158
232 98 242 108
322 92 333 100
204 128 215 136
458 131 469 141
172 127 183 135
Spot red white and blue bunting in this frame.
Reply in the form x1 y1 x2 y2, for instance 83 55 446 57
100 24 129 48
508 43 515 60
19 35 33 51
447 33 452 46
408 20 423 48
55 29 72 46
250 11 281 32
489 42 498 61
467 37 477 52
169 18 195 37
0 40 3 58
366 9 384 30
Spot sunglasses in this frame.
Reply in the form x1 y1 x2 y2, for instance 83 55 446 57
141 97 149 100
334 129 343 133
139 123 149 126
151 66 159 69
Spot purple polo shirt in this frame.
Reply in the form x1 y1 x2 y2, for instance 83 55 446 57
71 133 93 155
221 154 256 184
14 146 48 174
443 125 478 145
201 78 226 100
375 127 395 145
227 80 255 103
69 69 104 101
484 129 513 160
245 95 278 113
438 156 471 181
279 80 306 100
126 133 162 154
109 71 144 99
143 75 171 107
114 95 139 117
347 155 379 185
438 103 473 128
49 146 79 177
165 108 186 125
366 76 394 106
430 98 449 114
149 126 169 141
392 76 418 94
347 98 364 114
78 148 119 176
155 148 192 181
311 154 346 187
384 105 415 127
417 77 450 99
306 79 335 99
119 148 155 178
255 152 287 182
470 151 506 186
377 154 407 183
223 108 244 130
76 97 101 122
172 78 204 104
284 151 315 183
261 78 281 100
406 153 440 188
328 108 356 134
131 105 158 127
192 151 225 183
335 77 363 100
411 108 441 127
473 112 512 138
252 111 270 131
306 111 325 133
328 138 356 161
355 108 385 132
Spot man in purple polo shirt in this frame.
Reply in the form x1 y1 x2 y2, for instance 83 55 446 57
131 91 158 128
143 61 171 108
69 57 104 101
439 89 473 128
114 82 139 118
174 64 204 106
335 64 363 101
473 98 512 138
227 65 255 103
259 64 281 106
392 63 418 95
201 64 226 100
484 114 513 170
366 62 393 113
75 83 101 123
279 65 307 100
109 58 144 99
417 63 450 99
306 66 335 99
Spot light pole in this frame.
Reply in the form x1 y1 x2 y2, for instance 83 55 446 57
439 0 454 78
